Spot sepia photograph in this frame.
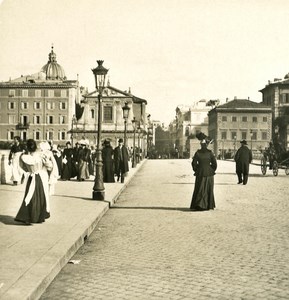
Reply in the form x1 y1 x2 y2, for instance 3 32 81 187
0 0 289 299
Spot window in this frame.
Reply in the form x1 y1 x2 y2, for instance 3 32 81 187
47 102 54 110
59 131 66 140
47 131 53 140
60 102 66 110
48 90 54 98
21 115 29 125
91 109 95 119
8 131 15 140
34 102 41 109
221 132 227 139
34 116 41 124
232 116 237 122
242 116 247 122
8 115 16 124
8 102 15 109
261 132 267 140
35 90 41 97
241 132 247 140
221 116 227 122
21 102 28 109
252 116 257 122
263 116 267 122
22 90 28 97
59 116 65 124
231 132 237 140
35 131 41 140
48 116 53 124
103 106 113 122
252 132 257 140
21 131 27 141
9 90 15 97
61 90 67 97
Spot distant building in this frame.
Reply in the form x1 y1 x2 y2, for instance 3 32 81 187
175 99 212 158
208 99 272 159
0 46 79 144
259 74 289 149
77 85 148 150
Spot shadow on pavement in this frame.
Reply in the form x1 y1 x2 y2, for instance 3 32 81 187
0 215 31 226
111 206 191 212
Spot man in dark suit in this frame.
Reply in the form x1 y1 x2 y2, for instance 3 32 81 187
114 138 129 183
234 140 253 185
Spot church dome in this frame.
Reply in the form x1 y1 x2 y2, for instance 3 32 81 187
41 46 66 80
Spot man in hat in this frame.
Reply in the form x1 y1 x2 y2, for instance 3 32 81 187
234 140 253 185
114 138 129 183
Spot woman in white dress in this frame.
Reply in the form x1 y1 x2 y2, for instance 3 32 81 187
15 139 53 224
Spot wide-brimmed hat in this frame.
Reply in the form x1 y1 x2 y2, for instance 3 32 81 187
240 139 247 145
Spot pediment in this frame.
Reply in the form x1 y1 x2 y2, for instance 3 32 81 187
87 86 130 98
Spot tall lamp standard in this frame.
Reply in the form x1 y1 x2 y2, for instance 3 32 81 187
233 135 237 157
137 123 141 163
131 117 137 168
250 129 253 151
91 60 108 200
122 102 130 147
71 114 77 147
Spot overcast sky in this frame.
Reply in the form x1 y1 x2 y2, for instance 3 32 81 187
0 0 289 125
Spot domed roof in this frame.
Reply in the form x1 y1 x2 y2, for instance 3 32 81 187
41 46 66 80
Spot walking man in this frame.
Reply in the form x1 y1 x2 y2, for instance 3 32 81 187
114 138 129 183
234 139 253 185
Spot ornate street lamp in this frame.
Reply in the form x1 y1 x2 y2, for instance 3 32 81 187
137 123 142 163
122 102 130 147
71 114 77 147
131 117 137 168
250 129 253 151
91 60 108 200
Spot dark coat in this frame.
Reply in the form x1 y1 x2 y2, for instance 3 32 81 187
114 145 129 175
192 148 217 177
102 145 115 182
234 145 253 174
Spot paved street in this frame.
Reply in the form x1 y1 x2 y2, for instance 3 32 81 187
40 159 289 300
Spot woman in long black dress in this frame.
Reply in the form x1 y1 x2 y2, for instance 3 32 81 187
61 141 73 180
190 137 217 211
15 139 52 224
102 140 115 183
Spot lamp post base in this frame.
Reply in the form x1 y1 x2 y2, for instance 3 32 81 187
92 190 105 200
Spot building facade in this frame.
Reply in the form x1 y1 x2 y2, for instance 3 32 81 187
0 47 78 144
208 99 272 158
75 85 148 152
259 74 289 149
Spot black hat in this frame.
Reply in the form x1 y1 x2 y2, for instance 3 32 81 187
240 139 247 145
118 138 124 143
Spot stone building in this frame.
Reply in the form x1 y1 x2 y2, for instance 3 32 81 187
75 85 148 151
208 98 272 158
259 74 289 149
0 46 79 144
175 99 212 158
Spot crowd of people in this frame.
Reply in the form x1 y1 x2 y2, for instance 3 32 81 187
8 136 133 224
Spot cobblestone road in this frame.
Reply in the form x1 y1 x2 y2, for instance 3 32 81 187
41 159 289 300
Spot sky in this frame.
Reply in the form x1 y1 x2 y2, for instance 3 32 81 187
0 0 289 125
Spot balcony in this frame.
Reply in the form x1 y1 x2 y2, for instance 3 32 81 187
16 122 30 130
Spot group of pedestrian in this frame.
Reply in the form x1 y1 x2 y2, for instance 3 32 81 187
190 133 253 211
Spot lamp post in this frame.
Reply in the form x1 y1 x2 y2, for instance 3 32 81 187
122 102 130 147
137 124 141 163
147 114 151 157
91 60 108 200
233 135 237 157
131 117 136 168
250 129 253 151
71 115 77 147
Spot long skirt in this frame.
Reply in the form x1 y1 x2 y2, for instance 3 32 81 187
190 176 215 210
15 174 50 224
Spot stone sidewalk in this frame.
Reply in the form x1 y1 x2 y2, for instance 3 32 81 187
0 160 145 300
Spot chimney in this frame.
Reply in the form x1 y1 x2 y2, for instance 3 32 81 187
234 96 237 100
